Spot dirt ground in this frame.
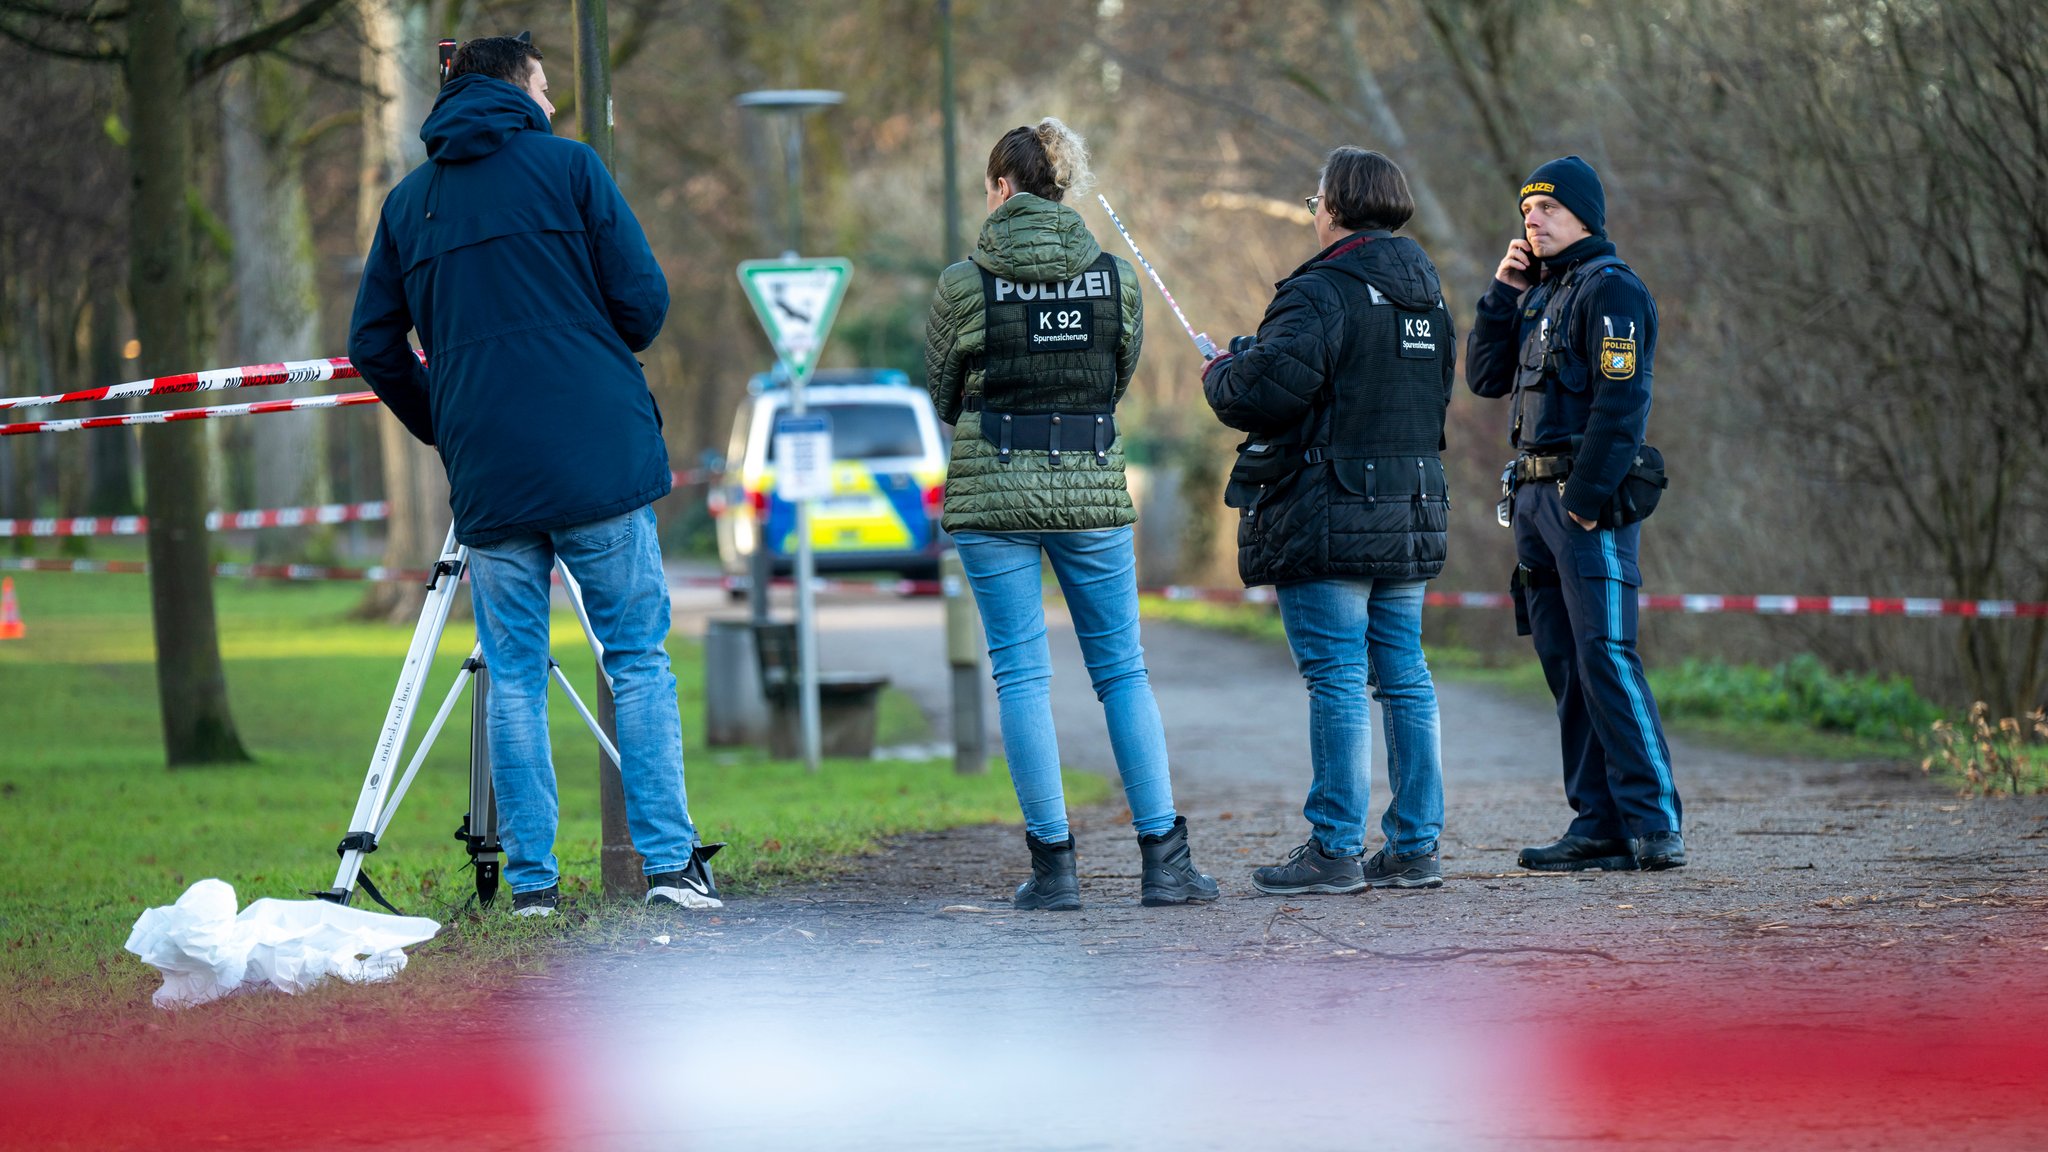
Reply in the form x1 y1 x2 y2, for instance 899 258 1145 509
509 589 2048 1151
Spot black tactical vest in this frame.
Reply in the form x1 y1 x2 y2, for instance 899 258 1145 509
974 252 1123 465
978 252 1121 411
1511 255 1628 449
1326 272 1454 460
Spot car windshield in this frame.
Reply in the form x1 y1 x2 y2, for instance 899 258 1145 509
815 402 924 459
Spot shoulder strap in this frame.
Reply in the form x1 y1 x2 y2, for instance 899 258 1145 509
1543 255 1632 345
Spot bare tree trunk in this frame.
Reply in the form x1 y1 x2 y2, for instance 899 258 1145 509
356 0 451 621
126 0 252 765
221 48 327 563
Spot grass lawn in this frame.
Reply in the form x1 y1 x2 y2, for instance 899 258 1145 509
0 569 1102 1024
1139 595 1925 763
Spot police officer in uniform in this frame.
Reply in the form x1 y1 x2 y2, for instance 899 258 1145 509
1466 156 1686 872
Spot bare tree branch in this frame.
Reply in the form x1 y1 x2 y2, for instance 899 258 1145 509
0 13 119 61
191 0 347 81
0 0 124 24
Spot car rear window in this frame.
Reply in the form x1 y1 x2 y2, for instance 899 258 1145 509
817 403 925 459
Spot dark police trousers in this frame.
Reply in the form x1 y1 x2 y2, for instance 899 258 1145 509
1514 480 1682 839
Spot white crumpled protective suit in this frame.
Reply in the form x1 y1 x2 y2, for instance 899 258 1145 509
123 879 441 1009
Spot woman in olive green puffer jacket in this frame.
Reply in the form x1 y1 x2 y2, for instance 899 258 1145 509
924 189 1142 531
921 118 1218 912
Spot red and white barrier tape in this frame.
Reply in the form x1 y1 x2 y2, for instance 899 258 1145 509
0 390 380 436
0 501 389 538
0 352 429 412
4 473 711 537
1146 584 2048 619
0 557 430 583
6 553 2045 616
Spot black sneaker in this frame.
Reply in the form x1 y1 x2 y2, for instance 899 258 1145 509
511 884 559 918
1251 840 1367 895
646 842 725 909
1361 846 1443 889
1518 834 1637 872
1632 830 1688 871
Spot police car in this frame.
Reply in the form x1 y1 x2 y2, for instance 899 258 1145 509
710 368 948 582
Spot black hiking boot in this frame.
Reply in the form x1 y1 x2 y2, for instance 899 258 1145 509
646 842 726 909
1013 832 1081 911
1518 834 1638 872
1631 830 1688 871
511 884 559 918
1251 839 1367 895
1137 816 1221 906
1361 846 1443 890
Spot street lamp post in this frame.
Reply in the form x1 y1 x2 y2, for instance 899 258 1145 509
735 90 845 257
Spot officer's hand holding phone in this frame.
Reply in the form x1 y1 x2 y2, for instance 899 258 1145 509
1496 238 1535 291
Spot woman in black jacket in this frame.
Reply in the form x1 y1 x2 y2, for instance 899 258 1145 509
1201 147 1456 896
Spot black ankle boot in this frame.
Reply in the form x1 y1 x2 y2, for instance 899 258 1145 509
1014 832 1081 911
1138 816 1221 906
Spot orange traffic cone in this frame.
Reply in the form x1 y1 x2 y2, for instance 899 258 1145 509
0 577 22 640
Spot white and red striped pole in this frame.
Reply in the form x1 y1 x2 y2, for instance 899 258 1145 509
0 390 380 436
0 351 423 412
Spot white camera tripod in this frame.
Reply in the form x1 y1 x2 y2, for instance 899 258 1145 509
315 528 620 910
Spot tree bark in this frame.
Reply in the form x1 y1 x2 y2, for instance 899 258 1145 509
221 47 326 563
355 0 450 622
125 0 251 765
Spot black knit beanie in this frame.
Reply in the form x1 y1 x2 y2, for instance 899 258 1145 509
1519 155 1605 236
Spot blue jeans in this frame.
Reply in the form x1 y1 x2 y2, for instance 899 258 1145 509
1275 578 1443 858
953 527 1177 843
467 504 698 894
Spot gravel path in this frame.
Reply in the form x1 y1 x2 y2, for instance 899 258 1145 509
522 578 2048 1150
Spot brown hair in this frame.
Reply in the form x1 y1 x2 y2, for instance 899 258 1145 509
449 34 543 86
1319 147 1414 232
986 117 1093 202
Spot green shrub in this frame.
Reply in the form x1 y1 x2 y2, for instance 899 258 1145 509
1648 653 1939 742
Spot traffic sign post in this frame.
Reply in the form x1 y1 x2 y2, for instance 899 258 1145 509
738 257 853 772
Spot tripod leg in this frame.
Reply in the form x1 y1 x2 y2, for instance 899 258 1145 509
374 645 481 842
555 559 611 686
320 530 467 905
465 656 502 905
551 659 622 767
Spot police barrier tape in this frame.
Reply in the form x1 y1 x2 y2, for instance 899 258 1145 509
5 553 2045 618
0 501 390 538
0 472 714 538
0 351 426 412
0 390 382 436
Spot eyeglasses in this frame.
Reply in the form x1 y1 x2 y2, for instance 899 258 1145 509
1304 193 1323 216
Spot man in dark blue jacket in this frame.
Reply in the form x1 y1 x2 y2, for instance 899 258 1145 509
1466 156 1685 873
349 34 721 916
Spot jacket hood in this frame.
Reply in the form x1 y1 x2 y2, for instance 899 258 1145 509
1295 231 1442 309
970 194 1104 282
422 73 551 163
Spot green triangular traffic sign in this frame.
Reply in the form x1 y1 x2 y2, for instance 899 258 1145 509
737 257 854 387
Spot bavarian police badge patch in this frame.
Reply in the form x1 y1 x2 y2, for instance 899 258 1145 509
1600 336 1636 379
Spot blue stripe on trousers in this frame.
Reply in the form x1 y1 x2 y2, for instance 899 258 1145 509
1600 531 1680 827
